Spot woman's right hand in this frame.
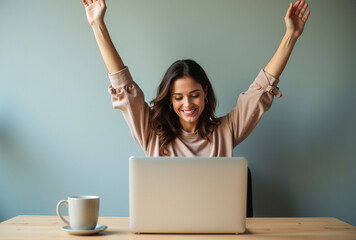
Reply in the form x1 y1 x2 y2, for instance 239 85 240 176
82 0 107 26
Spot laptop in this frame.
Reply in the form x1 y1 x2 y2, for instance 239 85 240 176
129 156 247 234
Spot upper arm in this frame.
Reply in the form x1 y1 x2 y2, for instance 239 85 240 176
108 67 153 151
227 69 282 146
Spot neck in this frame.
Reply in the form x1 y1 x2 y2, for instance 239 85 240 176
180 121 198 133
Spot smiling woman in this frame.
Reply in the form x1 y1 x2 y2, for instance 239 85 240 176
170 77 207 130
81 0 310 156
150 59 220 156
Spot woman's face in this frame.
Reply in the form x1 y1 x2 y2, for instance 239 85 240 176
170 76 207 133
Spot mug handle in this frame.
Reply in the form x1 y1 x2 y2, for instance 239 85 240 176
56 200 70 226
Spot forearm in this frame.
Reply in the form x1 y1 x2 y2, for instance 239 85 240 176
264 32 297 79
91 21 125 74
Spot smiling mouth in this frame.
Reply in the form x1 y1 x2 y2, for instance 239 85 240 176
182 108 197 115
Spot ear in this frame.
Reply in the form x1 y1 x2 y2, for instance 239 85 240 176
204 85 208 98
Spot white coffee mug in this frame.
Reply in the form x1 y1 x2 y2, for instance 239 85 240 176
56 195 99 230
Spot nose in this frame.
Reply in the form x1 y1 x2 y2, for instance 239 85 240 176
183 97 192 107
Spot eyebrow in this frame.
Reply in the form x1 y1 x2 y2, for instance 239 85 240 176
172 89 201 96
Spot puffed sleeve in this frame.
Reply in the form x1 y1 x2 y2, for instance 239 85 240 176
108 67 152 151
226 69 282 147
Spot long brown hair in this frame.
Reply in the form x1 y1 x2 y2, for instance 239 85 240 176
150 59 220 156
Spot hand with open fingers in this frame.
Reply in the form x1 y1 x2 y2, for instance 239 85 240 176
285 0 310 39
82 0 107 25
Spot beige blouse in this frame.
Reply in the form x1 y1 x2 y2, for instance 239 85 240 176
108 67 282 157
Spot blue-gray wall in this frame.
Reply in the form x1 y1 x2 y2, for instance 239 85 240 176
1 0 355 225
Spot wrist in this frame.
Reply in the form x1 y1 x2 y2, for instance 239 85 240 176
285 30 298 40
91 19 105 28
283 32 298 45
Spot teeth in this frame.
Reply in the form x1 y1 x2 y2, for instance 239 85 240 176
182 109 196 114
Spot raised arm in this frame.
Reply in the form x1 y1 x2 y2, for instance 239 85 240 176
264 0 310 78
82 0 124 74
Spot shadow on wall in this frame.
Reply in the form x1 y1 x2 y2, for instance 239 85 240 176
251 93 355 217
0 111 48 221
253 175 298 217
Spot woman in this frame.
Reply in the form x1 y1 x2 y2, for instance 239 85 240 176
81 0 310 156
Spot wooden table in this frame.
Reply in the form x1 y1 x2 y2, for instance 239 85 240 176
0 215 355 240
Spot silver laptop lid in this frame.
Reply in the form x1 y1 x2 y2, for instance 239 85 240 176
129 157 247 234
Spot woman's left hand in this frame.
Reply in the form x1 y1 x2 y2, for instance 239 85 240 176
285 0 310 39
